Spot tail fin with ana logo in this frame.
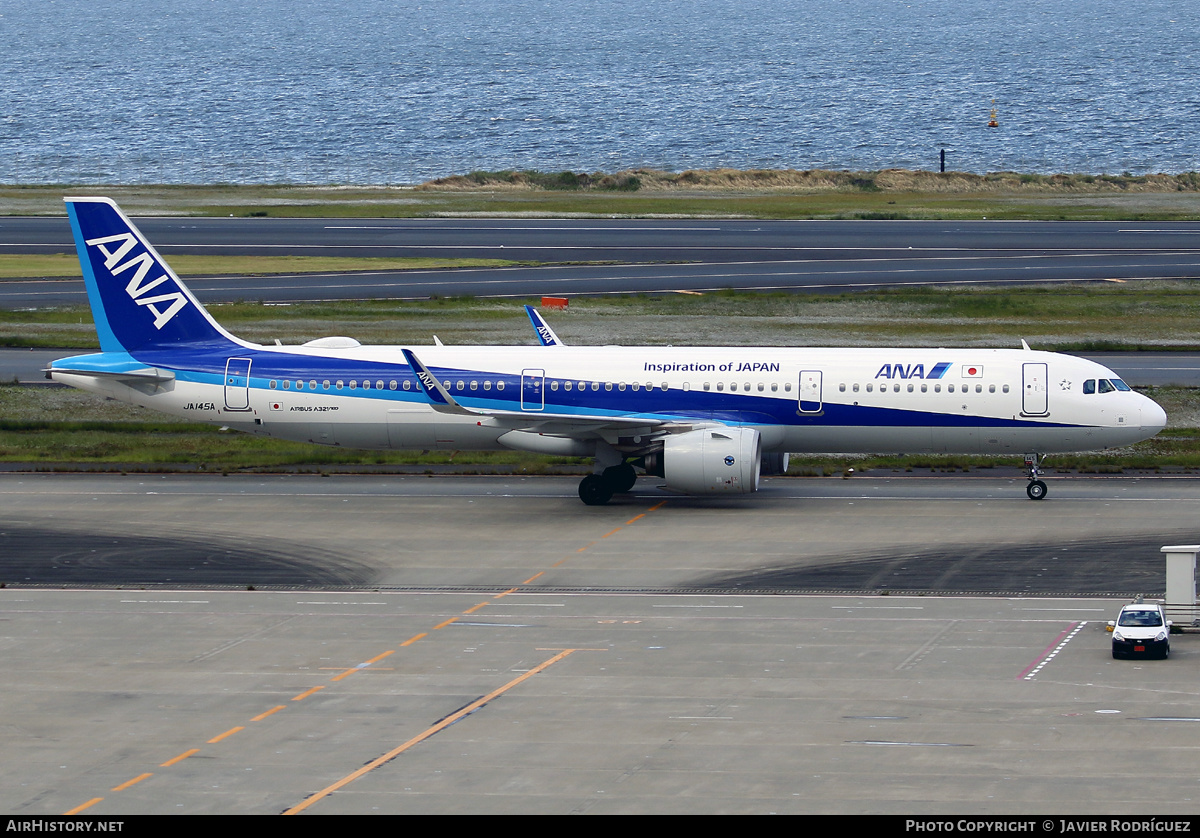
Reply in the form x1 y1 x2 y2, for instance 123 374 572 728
64 197 243 355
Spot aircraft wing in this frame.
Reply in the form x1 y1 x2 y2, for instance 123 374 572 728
402 348 666 433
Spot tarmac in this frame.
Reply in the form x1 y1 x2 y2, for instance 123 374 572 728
2 472 1199 815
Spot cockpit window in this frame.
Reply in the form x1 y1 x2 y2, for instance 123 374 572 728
1098 379 1116 394
1083 379 1096 394
1111 378 1131 391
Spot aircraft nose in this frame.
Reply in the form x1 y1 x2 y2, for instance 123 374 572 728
1141 397 1168 434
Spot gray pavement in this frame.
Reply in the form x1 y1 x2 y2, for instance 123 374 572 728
2 473 1199 815
4 217 1200 306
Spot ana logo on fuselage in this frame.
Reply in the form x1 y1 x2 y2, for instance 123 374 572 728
85 233 189 330
875 362 951 380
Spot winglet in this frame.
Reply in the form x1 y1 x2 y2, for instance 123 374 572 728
524 305 565 346
401 349 477 415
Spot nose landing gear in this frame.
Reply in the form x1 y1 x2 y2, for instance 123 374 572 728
1024 453 1047 500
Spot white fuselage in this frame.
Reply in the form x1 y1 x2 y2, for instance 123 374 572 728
55 343 1166 457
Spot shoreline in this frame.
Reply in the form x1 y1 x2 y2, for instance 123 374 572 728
5 168 1200 220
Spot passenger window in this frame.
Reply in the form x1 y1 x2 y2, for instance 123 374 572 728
717 382 724 391
269 380 277 390
283 380 291 390
564 381 572 391
852 383 859 392
497 381 505 391
866 383 873 393
376 380 384 390
349 380 357 390
389 380 397 390
907 383 914 393
771 383 778 392
839 383 846 392
1003 384 1010 393
336 380 344 390
403 380 411 390
483 380 491 390
784 383 791 392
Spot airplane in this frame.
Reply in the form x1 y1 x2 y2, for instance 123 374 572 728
49 197 1167 505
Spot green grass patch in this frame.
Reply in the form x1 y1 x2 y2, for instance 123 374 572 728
9 282 1200 350
5 169 1200 220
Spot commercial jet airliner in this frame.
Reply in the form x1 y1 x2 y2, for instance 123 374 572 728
50 198 1167 505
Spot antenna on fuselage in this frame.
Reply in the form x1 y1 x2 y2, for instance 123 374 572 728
1021 339 1032 351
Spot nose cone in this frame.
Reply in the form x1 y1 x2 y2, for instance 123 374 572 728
1140 396 1167 435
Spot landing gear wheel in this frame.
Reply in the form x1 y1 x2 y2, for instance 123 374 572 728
579 474 615 506
1026 480 1047 501
603 463 638 493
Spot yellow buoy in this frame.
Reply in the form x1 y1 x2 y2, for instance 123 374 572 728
988 99 999 128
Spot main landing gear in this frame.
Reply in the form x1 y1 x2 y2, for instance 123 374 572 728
1024 453 1047 500
578 463 638 506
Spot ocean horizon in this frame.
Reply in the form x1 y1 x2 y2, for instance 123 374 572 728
3 0 1198 185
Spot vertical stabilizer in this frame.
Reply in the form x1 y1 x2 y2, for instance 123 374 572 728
64 198 242 353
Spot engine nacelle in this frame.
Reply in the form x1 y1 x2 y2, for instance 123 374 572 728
649 427 762 495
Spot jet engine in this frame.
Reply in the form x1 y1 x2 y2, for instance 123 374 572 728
644 427 762 495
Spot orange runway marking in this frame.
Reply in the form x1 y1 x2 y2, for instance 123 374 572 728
253 705 287 721
292 686 325 701
432 617 458 630
161 748 199 768
208 726 244 744
463 602 489 614
112 773 152 792
400 632 427 646
522 572 544 584
63 798 103 815
283 649 577 815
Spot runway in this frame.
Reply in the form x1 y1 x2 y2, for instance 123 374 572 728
3 217 1200 306
2 473 1199 815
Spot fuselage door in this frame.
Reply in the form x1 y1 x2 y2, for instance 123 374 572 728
224 357 252 411
1022 362 1048 415
521 368 545 411
798 370 823 414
